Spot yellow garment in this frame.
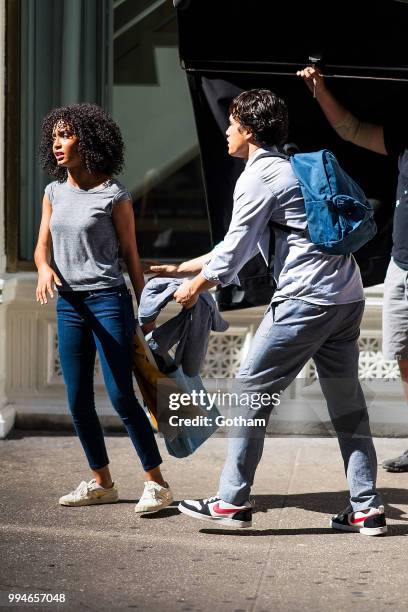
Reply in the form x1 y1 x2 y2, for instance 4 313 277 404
334 111 378 150
132 330 206 438
131 330 166 430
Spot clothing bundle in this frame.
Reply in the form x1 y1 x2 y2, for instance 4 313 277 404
138 277 229 376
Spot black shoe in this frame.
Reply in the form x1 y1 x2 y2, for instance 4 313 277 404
330 505 387 536
178 495 252 528
382 449 408 472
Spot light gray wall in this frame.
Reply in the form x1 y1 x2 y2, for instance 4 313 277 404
0 0 6 273
113 47 198 196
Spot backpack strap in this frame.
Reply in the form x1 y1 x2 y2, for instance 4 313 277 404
254 150 309 239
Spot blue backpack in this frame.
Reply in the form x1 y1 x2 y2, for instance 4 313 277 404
270 149 377 255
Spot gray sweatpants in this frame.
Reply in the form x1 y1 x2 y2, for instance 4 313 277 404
382 258 408 360
218 298 382 511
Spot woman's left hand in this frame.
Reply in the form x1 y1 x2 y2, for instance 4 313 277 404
173 280 199 309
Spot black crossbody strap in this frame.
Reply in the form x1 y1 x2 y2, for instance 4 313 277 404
267 221 274 272
268 219 308 238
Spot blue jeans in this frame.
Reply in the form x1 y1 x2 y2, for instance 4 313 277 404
56 285 162 471
218 299 382 512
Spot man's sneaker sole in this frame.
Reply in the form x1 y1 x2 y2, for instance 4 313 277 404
330 519 387 536
382 465 408 473
382 451 408 472
178 502 252 528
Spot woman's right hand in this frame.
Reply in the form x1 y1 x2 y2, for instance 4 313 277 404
296 65 326 95
36 265 62 305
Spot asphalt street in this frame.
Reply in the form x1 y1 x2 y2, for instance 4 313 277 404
2 434 408 612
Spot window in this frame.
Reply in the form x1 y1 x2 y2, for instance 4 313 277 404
112 0 210 260
8 0 209 269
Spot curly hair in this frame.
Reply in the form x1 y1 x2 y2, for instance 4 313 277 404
229 89 288 147
39 103 124 181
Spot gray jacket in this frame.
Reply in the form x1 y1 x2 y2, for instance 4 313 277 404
138 277 229 377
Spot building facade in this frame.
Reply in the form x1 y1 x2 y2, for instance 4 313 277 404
0 0 403 438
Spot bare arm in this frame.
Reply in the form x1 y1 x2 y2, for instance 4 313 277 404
34 195 61 305
296 66 387 155
145 251 214 278
112 199 145 304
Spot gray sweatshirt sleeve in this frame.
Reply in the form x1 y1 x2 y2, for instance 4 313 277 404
202 171 275 286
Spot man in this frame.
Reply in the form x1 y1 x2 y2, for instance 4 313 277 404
171 88 386 535
297 67 408 473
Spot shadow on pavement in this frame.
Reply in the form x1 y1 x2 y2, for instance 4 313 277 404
200 526 408 537
251 489 408 521
7 429 75 438
140 506 181 519
7 429 128 439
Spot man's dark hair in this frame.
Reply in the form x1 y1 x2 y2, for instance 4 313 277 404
39 103 125 182
229 89 288 147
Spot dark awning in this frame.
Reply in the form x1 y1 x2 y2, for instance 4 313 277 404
175 0 407 308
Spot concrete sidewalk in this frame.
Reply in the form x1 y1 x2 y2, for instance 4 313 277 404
1 433 408 612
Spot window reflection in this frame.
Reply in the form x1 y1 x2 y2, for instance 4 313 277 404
113 0 209 261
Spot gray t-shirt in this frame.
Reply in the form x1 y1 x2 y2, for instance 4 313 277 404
46 179 131 291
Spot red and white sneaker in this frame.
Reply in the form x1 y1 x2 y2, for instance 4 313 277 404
178 495 252 528
330 505 387 536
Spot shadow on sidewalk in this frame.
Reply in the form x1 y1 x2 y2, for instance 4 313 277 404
195 488 408 537
251 489 408 521
140 505 182 519
137 490 408 531
199 525 408 537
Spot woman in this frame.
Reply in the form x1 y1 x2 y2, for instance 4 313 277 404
34 103 173 513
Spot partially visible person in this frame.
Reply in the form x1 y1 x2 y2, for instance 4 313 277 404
34 103 173 512
297 66 408 473
170 88 386 535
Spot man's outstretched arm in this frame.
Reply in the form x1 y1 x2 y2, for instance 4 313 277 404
144 252 214 278
174 173 274 308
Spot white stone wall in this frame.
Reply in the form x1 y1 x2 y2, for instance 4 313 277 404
0 0 5 275
0 274 406 437
0 0 11 437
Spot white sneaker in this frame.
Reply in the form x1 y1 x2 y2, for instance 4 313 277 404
135 481 173 513
59 479 119 506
